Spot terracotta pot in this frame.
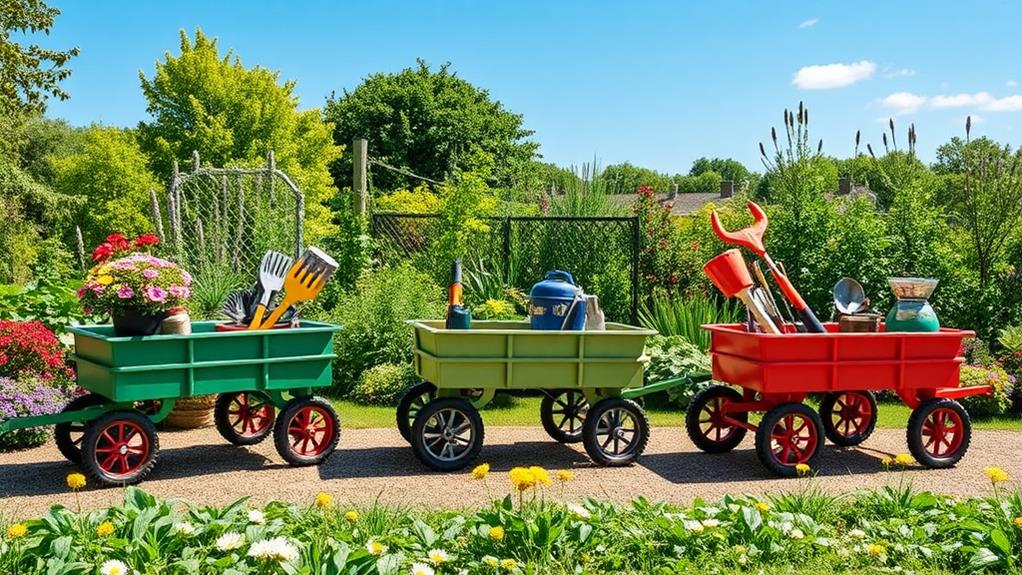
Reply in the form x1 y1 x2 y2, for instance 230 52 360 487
164 395 216 429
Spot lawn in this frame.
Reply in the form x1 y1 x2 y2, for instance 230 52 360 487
334 395 1022 430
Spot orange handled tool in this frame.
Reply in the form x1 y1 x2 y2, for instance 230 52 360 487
710 201 826 333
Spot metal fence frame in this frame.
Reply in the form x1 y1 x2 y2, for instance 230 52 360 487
371 212 641 322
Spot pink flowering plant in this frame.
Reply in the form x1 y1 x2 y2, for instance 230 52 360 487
77 234 192 317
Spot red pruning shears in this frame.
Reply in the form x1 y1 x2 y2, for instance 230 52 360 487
710 201 826 333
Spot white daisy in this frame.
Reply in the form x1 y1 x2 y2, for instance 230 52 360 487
410 562 435 575
366 540 387 556
482 555 499 567
100 560 130 575
566 503 591 520
172 522 195 535
701 519 720 528
248 537 299 563
849 528 866 539
248 509 265 524
215 532 245 552
428 549 449 565
789 528 805 540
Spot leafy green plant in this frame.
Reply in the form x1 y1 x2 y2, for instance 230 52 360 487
473 299 521 320
998 325 1022 353
638 294 741 350
329 264 445 395
959 364 1014 418
349 363 418 406
188 268 247 320
462 257 509 305
643 335 712 407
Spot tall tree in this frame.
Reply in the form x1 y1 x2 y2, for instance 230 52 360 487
689 157 752 187
323 59 539 192
0 0 78 115
137 29 341 241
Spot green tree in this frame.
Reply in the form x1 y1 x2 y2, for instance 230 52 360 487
137 28 341 241
674 171 723 194
689 157 753 187
50 126 160 247
602 162 672 194
323 59 539 192
0 0 78 114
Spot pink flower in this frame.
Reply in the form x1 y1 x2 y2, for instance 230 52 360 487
142 268 159 279
113 260 136 271
167 286 191 299
90 284 104 295
117 285 135 299
75 287 87 299
144 286 168 303
180 270 192 286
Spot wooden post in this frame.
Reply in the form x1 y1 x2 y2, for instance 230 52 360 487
353 138 368 216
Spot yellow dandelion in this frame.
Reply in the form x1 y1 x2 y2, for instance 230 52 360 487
471 463 490 480
556 469 574 483
314 492 333 508
96 521 115 537
344 510 359 523
508 467 536 492
6 523 27 539
501 558 517 571
66 473 86 490
795 463 811 476
755 501 770 512
489 525 505 541
867 543 886 556
529 466 551 486
881 456 894 467
894 453 915 467
366 540 386 556
1013 517 1022 529
986 467 1009 484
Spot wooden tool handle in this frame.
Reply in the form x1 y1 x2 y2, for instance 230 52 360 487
737 289 781 334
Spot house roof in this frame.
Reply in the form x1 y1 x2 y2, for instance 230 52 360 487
607 192 732 215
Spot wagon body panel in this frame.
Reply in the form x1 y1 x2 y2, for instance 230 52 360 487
69 321 340 403
409 320 653 391
705 323 973 395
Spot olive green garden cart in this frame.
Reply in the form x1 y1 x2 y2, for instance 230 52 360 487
398 320 706 471
0 321 341 487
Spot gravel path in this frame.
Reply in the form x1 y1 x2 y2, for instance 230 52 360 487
1 426 1018 518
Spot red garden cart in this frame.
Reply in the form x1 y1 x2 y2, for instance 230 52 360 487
685 323 990 476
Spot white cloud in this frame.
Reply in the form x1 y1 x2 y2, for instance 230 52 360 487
985 95 1022 112
1007 80 1019 88
930 92 994 108
798 17 819 29
878 92 927 115
883 68 916 79
792 61 876 90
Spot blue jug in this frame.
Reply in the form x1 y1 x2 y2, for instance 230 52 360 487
529 270 587 330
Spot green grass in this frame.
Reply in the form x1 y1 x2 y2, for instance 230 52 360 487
333 396 1022 430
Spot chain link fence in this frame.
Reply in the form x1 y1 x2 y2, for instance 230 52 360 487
371 213 640 322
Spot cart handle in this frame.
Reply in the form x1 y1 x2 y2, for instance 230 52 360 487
711 201 767 256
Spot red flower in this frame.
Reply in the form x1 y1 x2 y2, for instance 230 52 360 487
91 243 113 262
105 233 130 251
134 233 160 247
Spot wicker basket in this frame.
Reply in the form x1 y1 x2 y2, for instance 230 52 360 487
164 395 216 429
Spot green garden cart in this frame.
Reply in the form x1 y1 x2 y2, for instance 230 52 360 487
0 320 341 487
398 320 707 471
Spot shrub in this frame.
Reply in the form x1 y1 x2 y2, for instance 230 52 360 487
373 185 442 213
330 264 445 395
350 363 418 406
997 325 1022 353
643 335 713 407
998 349 1022 412
958 364 1013 418
0 377 70 450
0 320 73 383
474 299 521 320
963 337 995 367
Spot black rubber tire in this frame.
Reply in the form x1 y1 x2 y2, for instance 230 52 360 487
819 390 878 447
396 382 436 443
755 403 824 477
214 391 275 446
907 398 972 469
55 394 106 464
540 390 589 443
273 396 340 466
410 398 484 472
80 410 159 487
685 385 748 453
582 398 650 466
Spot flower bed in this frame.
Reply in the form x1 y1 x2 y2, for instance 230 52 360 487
2 467 1022 574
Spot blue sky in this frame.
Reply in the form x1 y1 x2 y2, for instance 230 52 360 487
40 1 1022 174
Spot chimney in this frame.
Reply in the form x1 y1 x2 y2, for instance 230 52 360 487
838 176 851 195
668 183 678 199
720 180 735 199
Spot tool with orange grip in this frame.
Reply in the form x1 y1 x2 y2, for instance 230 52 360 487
710 201 826 333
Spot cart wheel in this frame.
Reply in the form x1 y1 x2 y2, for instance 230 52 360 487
755 403 824 477
686 386 748 453
582 398 649 466
819 391 877 447
396 382 436 443
80 410 159 487
410 398 484 471
55 394 107 464
273 397 340 466
541 390 589 444
907 398 971 468
215 392 275 446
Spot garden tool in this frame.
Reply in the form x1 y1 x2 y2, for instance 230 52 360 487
258 247 338 329
710 201 826 333
221 291 248 325
247 251 294 329
753 260 792 326
703 249 781 334
445 259 472 329
833 277 868 315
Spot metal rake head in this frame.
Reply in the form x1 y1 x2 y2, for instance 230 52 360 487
259 250 293 291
